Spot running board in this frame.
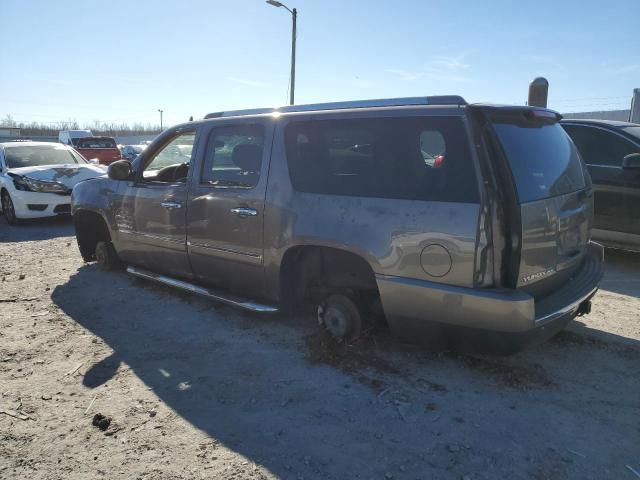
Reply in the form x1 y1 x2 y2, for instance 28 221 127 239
126 266 279 313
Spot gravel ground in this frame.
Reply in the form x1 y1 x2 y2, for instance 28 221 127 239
0 217 639 480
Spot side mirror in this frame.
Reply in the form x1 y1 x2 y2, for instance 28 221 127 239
622 153 640 170
108 159 134 180
89 158 100 165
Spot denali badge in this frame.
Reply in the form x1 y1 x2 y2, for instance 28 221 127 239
521 268 556 283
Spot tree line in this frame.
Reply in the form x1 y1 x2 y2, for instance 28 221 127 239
1 114 162 137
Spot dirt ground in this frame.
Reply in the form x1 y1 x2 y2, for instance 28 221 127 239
1 217 639 480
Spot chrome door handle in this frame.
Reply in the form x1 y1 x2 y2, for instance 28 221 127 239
160 201 182 210
231 207 258 217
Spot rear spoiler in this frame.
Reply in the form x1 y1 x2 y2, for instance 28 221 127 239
471 104 562 123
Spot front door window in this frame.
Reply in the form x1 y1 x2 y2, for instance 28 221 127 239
142 132 196 183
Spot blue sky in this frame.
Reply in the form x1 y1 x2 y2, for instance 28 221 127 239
1 0 637 127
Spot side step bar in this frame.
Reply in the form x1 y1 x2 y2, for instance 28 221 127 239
126 266 279 313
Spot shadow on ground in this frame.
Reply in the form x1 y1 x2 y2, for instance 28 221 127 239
0 215 74 242
51 263 640 479
598 248 640 297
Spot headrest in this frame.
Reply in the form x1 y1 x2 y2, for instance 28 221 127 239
232 144 262 172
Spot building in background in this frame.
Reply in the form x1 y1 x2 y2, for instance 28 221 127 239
0 127 21 138
562 109 630 121
562 88 639 123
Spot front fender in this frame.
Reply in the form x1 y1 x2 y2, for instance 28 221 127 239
71 177 123 242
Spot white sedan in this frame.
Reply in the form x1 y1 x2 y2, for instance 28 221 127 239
0 141 106 225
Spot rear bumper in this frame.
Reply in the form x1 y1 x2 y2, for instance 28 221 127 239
376 242 604 353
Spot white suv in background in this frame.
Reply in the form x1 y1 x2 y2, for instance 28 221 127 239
58 129 93 146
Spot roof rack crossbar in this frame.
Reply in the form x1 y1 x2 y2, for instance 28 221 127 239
204 95 467 119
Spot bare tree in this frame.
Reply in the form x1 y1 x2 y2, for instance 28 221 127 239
0 115 162 137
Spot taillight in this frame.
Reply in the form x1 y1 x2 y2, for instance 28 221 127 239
433 155 444 168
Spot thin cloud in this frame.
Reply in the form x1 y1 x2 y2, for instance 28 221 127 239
613 64 639 74
226 77 266 88
385 68 424 82
387 53 471 83
428 55 469 72
334 77 375 89
525 55 564 71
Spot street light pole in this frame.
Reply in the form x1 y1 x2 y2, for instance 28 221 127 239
157 109 164 130
290 8 296 106
266 1 297 105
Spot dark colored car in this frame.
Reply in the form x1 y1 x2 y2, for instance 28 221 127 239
74 136 122 165
561 119 640 251
71 96 603 354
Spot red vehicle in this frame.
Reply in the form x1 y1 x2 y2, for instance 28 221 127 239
74 137 121 165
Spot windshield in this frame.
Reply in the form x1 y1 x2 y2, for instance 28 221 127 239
76 138 117 148
5 145 87 168
492 114 586 203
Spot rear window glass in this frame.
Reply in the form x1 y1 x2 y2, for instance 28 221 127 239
492 115 585 202
76 138 117 148
284 116 479 203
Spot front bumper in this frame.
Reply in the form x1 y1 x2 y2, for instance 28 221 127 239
10 190 72 219
376 242 604 354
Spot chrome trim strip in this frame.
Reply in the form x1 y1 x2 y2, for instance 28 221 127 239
205 96 468 119
126 266 278 313
187 241 262 259
119 229 185 245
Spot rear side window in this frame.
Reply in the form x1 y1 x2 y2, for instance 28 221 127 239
563 124 639 166
284 116 479 203
201 125 264 188
492 114 585 203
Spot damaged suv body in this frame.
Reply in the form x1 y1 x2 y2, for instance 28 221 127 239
71 96 603 353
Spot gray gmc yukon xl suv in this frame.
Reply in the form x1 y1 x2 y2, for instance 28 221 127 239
71 96 604 353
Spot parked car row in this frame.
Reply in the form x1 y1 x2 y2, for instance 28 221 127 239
0 134 150 224
560 119 640 252
58 129 150 165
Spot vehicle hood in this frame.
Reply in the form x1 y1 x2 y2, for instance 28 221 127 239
8 164 107 188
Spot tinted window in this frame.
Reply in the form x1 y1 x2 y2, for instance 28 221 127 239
492 117 585 202
77 138 117 148
5 145 86 168
284 116 479 203
563 124 639 166
621 126 640 141
201 125 264 188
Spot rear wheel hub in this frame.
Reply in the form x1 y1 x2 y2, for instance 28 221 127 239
317 293 363 340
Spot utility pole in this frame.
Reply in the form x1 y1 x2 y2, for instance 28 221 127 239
290 8 297 105
266 1 297 105
630 88 640 123
157 109 164 130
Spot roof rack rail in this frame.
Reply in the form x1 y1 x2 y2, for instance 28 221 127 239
204 95 467 119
